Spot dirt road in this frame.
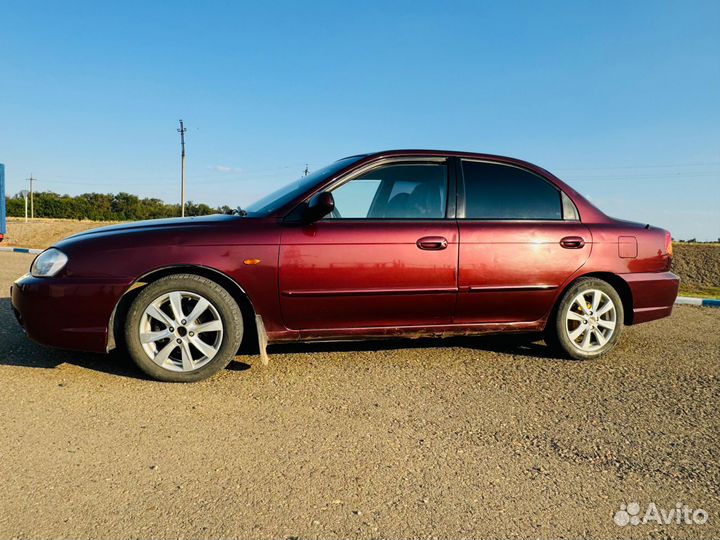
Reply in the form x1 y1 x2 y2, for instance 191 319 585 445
1 252 718 539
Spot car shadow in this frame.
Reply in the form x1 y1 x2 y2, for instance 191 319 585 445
0 298 252 380
0 296 565 379
267 332 565 360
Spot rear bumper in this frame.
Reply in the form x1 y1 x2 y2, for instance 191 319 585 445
622 271 680 324
11 273 130 353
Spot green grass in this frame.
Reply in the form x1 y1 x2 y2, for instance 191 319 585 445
678 286 720 300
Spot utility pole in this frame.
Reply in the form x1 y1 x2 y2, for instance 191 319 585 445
20 190 29 222
178 119 187 217
28 175 36 220
304 164 309 176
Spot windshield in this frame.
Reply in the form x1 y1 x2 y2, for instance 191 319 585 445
245 156 364 216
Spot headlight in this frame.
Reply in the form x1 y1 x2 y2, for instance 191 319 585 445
31 248 69 277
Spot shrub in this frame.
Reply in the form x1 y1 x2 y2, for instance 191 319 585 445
5 191 222 221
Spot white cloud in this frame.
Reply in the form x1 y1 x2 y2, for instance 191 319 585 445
210 165 242 174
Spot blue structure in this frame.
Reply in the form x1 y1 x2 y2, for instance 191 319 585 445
0 164 6 241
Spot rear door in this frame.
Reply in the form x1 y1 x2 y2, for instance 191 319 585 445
279 158 458 330
456 159 592 323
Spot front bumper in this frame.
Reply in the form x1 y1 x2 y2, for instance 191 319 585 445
11 273 131 353
622 271 680 324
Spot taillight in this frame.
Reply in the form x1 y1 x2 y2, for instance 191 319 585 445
665 231 673 257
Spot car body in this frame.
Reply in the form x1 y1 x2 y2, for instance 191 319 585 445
11 150 680 381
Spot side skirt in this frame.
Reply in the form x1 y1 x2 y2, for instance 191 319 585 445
266 320 545 344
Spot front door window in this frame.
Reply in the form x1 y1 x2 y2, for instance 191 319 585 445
327 163 448 219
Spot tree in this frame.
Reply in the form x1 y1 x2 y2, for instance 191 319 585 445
5 191 223 221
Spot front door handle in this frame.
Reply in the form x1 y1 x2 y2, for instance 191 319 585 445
417 236 448 250
560 236 586 249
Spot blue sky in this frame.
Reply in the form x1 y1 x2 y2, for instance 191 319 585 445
1 0 718 239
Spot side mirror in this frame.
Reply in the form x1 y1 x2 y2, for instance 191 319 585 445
303 191 335 223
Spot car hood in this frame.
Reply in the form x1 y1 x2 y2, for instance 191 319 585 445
66 214 238 240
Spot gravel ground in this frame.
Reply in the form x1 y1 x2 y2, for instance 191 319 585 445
0 252 718 539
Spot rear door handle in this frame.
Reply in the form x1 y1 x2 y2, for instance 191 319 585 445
417 236 448 250
560 236 586 249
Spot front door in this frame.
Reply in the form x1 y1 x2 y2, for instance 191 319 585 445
279 160 458 330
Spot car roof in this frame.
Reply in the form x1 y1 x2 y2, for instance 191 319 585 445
342 149 540 166
343 149 558 177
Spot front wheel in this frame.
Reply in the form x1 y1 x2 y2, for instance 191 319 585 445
547 277 624 360
124 274 244 382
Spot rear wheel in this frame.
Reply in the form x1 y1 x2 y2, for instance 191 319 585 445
124 274 243 382
547 277 624 360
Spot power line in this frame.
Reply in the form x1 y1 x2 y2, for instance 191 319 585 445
32 163 310 182
568 172 719 182
555 161 720 171
11 160 718 197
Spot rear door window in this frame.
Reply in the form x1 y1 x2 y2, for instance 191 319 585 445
461 160 562 220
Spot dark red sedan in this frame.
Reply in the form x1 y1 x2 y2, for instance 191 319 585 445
11 150 679 381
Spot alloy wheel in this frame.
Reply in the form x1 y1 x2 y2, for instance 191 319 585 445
564 289 617 353
139 291 224 372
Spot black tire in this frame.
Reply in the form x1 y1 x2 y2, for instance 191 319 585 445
546 277 624 360
124 274 244 382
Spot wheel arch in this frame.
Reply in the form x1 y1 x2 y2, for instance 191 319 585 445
553 271 634 326
107 264 259 353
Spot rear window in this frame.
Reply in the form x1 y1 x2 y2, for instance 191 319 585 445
461 161 562 220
